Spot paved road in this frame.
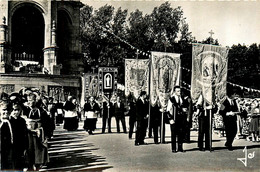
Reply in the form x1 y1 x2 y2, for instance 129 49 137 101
41 117 260 172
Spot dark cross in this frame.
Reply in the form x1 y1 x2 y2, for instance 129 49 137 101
209 30 214 38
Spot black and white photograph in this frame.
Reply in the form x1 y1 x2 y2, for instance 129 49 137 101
0 0 259 171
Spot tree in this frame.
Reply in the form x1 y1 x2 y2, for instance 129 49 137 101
126 9 153 58
149 2 184 52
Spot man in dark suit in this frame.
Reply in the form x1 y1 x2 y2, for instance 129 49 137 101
128 96 136 139
135 91 149 146
150 103 161 144
166 86 187 153
102 100 112 133
219 93 239 151
195 94 215 151
114 96 127 133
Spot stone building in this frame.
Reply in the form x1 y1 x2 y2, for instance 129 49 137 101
0 0 84 101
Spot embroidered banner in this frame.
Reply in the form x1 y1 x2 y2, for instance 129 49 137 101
150 52 181 107
98 67 118 94
80 73 99 106
191 43 229 105
125 59 149 99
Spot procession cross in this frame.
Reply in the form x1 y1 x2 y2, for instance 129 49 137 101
209 30 214 38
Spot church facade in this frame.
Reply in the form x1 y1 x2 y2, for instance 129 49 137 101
0 0 84 100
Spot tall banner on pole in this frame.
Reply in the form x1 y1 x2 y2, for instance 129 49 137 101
125 59 149 99
150 51 181 108
191 43 229 105
80 73 99 106
98 67 118 95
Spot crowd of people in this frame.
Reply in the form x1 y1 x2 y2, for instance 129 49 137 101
0 88 54 171
1 86 260 170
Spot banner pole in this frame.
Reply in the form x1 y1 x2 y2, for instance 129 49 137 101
161 111 164 143
209 108 212 152
148 57 151 139
179 54 182 87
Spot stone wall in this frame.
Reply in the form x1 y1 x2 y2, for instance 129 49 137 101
0 73 81 99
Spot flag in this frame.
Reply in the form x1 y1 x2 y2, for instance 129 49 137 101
191 43 229 105
150 52 181 107
125 59 149 99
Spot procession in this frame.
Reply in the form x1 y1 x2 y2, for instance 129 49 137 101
0 0 260 171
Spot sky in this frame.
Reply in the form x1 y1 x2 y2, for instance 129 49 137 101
81 0 260 47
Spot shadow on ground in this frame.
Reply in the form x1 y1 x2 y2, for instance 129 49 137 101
40 129 113 171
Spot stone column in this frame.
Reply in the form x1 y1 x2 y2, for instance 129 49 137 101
43 20 61 75
0 17 7 73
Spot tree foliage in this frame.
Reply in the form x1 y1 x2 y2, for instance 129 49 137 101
80 2 259 96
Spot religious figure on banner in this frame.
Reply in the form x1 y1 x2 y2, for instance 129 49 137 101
191 44 229 105
130 68 146 90
104 73 112 89
125 59 149 99
158 57 174 93
150 52 180 107
89 75 98 97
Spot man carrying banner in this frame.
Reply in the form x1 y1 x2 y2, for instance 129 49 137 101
166 86 187 153
195 94 216 151
191 43 229 152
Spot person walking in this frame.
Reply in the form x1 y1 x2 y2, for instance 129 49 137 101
83 96 100 135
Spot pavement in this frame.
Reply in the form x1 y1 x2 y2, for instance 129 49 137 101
41 117 260 172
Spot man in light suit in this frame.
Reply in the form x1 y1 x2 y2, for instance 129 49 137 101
166 86 187 153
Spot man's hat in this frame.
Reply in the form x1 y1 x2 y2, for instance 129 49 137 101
0 92 9 101
9 92 24 105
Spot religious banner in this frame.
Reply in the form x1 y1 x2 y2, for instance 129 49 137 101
191 43 229 105
150 52 181 107
80 73 99 106
98 67 118 94
125 59 149 99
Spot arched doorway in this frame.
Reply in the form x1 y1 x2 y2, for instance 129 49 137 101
11 5 45 64
57 10 72 74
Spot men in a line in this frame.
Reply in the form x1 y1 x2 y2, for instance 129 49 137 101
166 86 187 153
114 96 127 133
219 93 239 151
135 91 149 146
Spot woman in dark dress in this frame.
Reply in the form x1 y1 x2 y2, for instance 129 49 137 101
83 96 100 135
